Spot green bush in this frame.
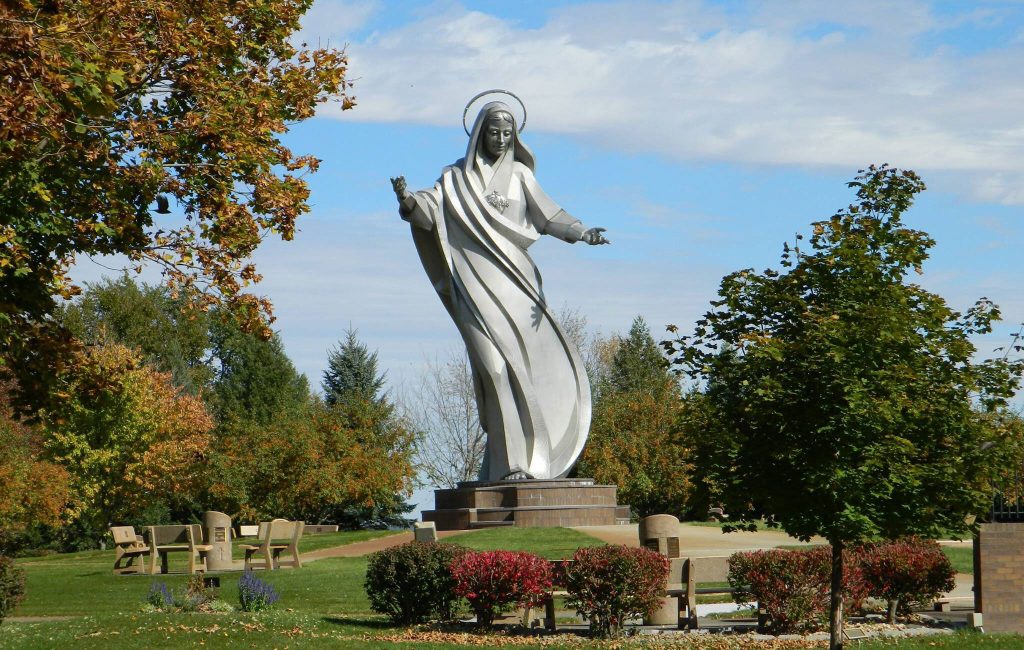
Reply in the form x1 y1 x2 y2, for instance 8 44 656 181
0 555 26 624
563 545 669 638
364 541 468 624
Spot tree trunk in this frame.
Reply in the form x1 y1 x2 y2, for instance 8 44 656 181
829 540 844 650
886 598 898 623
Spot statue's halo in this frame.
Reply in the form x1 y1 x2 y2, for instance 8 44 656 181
462 89 527 137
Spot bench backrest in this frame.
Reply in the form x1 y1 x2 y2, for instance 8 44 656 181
149 524 200 546
678 556 731 584
109 526 139 546
266 519 303 542
237 524 260 538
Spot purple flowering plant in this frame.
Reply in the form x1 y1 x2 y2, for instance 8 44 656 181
238 571 279 612
146 582 173 611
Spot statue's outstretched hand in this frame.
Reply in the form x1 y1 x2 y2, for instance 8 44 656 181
581 227 610 245
390 176 410 202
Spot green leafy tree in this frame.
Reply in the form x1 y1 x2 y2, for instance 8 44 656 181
0 0 353 415
322 328 387 406
208 397 415 527
209 315 309 426
58 275 212 394
665 165 1024 649
577 316 692 516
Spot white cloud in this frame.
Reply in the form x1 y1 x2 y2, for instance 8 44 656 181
294 0 378 48
301 0 1024 204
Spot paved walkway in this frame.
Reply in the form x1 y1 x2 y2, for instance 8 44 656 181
303 529 479 561
574 523 827 555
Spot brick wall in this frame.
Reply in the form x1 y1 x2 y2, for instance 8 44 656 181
977 523 1024 633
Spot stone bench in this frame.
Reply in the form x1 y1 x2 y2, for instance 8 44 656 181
146 524 212 575
240 519 304 570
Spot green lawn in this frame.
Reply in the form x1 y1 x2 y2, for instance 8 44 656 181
440 525 605 559
942 546 974 575
2 528 1017 650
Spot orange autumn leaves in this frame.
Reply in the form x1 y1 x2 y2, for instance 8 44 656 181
0 344 212 534
1 0 353 412
41 343 214 529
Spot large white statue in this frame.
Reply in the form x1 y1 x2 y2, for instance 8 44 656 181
391 91 609 481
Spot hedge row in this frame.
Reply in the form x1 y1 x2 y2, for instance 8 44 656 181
728 537 956 633
364 542 667 638
365 536 954 638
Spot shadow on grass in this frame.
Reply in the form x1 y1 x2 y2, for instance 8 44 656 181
321 616 397 630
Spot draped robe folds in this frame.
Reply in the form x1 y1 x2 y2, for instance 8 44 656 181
400 104 591 481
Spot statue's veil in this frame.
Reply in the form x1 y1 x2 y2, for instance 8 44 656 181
464 102 536 188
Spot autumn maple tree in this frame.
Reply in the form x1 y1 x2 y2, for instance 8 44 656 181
577 316 693 517
0 0 353 412
42 342 214 542
0 381 70 549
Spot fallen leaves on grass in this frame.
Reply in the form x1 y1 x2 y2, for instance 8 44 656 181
376 628 830 649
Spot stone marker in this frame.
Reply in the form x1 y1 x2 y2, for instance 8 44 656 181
639 514 682 625
414 521 438 542
201 511 234 571
639 514 682 558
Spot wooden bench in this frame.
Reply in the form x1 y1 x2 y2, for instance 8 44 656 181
240 519 304 571
109 526 150 574
146 524 212 575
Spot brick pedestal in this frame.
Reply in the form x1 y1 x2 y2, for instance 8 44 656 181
422 478 630 530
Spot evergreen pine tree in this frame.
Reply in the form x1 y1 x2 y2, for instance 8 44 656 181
322 328 387 406
608 316 673 396
319 328 413 526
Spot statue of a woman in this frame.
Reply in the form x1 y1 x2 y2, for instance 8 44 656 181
391 95 609 481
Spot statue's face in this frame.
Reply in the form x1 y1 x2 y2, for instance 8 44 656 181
482 115 514 160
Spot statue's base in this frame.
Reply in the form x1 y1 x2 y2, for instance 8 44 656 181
422 478 631 531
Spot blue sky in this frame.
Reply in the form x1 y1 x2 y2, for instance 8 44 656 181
256 0 1024 385
72 1 1024 504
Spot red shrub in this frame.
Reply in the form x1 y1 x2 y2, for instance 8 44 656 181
449 550 552 626
728 546 869 634
563 545 669 638
858 537 956 620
